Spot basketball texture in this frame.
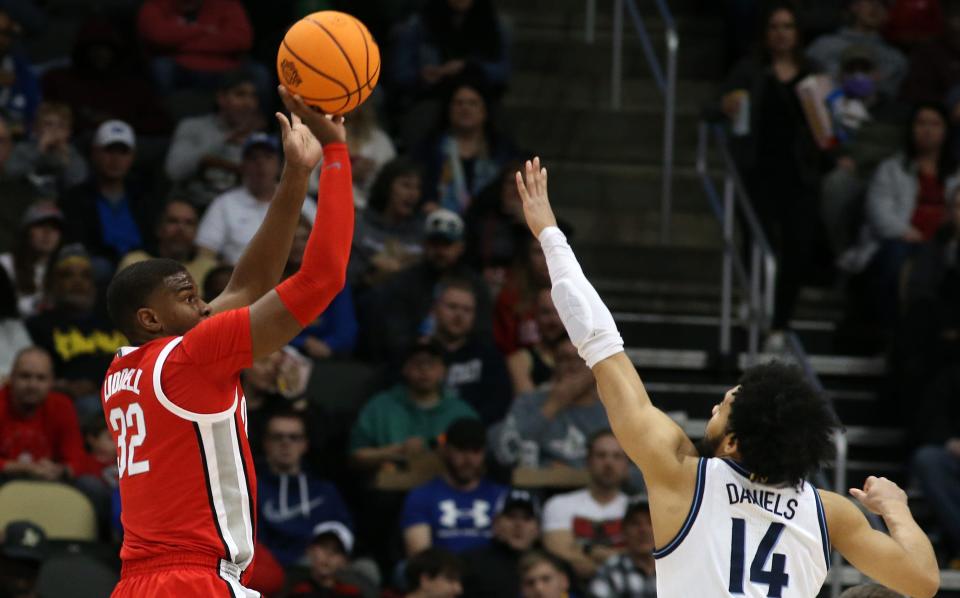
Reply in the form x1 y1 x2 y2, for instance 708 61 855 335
277 11 380 115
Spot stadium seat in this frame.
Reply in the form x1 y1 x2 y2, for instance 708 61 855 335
0 481 97 541
37 549 119 598
305 360 384 412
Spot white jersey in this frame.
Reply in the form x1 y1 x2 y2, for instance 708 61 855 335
654 458 830 598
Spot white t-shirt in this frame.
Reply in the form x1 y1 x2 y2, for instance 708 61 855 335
0 252 45 317
542 488 628 548
196 187 317 265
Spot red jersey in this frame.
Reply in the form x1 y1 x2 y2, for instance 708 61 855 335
102 307 257 583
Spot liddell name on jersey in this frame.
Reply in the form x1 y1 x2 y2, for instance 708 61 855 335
726 483 799 520
103 368 144 403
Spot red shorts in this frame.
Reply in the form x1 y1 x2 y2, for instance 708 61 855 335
112 554 258 598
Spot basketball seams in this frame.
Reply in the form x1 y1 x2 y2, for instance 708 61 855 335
352 19 371 96
279 39 352 114
294 61 380 102
306 17 363 112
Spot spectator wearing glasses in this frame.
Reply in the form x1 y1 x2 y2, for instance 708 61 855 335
257 410 353 567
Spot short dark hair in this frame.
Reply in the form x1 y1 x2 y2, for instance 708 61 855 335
436 277 476 302
367 156 421 213
265 409 308 435
586 429 617 457
518 550 566 578
405 548 461 590
107 258 187 343
729 362 840 486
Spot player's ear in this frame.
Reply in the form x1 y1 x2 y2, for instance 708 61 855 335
721 432 740 459
136 307 163 335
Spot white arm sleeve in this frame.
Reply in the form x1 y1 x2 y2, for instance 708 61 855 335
538 226 624 368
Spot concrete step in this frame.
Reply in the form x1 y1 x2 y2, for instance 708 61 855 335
556 204 720 247
546 162 710 213
506 71 713 112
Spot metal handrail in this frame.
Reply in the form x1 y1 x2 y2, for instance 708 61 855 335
698 118 850 598
596 0 676 244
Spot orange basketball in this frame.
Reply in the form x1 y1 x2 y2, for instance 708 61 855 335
277 11 380 115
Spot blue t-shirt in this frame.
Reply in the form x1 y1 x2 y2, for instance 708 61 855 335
96 194 142 257
400 477 507 553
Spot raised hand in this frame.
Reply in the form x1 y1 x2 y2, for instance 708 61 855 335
850 475 908 515
278 85 346 146
515 156 557 238
276 111 323 173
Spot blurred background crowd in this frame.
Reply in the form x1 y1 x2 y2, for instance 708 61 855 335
0 0 959 597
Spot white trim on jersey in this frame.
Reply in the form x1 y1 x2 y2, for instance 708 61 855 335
153 337 238 423
219 559 260 598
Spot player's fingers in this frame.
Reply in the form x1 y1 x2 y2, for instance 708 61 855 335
515 171 530 203
541 166 548 194
275 113 291 137
849 488 865 501
525 160 538 197
331 114 345 126
291 113 302 128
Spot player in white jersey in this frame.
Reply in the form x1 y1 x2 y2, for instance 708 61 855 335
514 157 940 598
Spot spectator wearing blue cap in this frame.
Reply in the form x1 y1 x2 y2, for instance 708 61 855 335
197 132 316 265
460 488 542 598
61 120 153 268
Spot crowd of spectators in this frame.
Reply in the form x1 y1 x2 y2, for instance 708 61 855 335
716 0 960 573
0 1 661 597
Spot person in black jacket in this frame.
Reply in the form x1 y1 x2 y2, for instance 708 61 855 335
460 488 542 598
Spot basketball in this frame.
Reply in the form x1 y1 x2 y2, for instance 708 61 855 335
277 11 380 115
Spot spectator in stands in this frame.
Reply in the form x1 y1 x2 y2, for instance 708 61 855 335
138 0 258 94
258 410 353 567
401 418 507 556
341 100 396 209
0 115 38 251
117 199 218 297
202 263 233 302
912 418 960 568
289 522 379 598
164 70 265 207
419 79 514 214
5 102 87 198
197 133 316 264
507 289 565 395
806 0 907 98
0 521 46 598
287 217 359 360
81 416 119 489
25 245 125 412
389 0 510 102
347 157 425 290
350 341 478 471
243 348 311 456
0 347 94 481
0 265 31 379
541 430 629 580
846 103 959 321
0 8 39 138
719 3 826 349
361 209 492 361
463 160 526 271
0 202 63 317
41 18 170 137
885 0 944 48
460 488 542 598
589 497 656 598
61 120 152 268
493 235 550 355
519 550 572 598
490 339 607 471
901 2 960 104
405 548 464 598
432 279 512 425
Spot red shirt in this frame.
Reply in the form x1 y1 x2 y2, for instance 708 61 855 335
0 386 96 476
912 171 946 240
137 0 253 72
103 307 257 577
493 281 540 355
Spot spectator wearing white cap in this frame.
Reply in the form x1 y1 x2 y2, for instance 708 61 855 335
288 521 379 598
0 201 63 317
197 132 316 265
60 119 153 267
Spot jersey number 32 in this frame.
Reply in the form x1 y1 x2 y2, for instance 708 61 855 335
109 403 151 478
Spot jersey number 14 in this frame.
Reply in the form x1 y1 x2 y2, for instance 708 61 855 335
729 518 789 597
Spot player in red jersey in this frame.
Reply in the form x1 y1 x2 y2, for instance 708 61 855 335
100 88 354 598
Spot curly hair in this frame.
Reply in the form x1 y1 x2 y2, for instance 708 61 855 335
728 362 840 487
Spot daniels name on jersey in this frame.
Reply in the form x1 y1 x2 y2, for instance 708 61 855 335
654 458 830 598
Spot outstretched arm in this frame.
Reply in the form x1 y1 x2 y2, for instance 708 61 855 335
823 477 939 598
247 94 354 359
210 86 335 314
515 158 697 485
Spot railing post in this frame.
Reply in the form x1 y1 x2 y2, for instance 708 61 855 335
748 243 761 363
720 175 735 357
831 431 848 598
585 0 597 44
660 28 678 245
611 0 624 111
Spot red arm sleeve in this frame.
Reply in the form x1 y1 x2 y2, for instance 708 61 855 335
275 143 355 326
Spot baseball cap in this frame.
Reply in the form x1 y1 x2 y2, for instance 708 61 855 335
53 243 92 269
425 209 464 242
495 488 542 519
404 339 444 363
1 521 47 562
242 133 280 157
444 418 486 450
311 521 354 554
20 201 64 228
93 119 135 149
